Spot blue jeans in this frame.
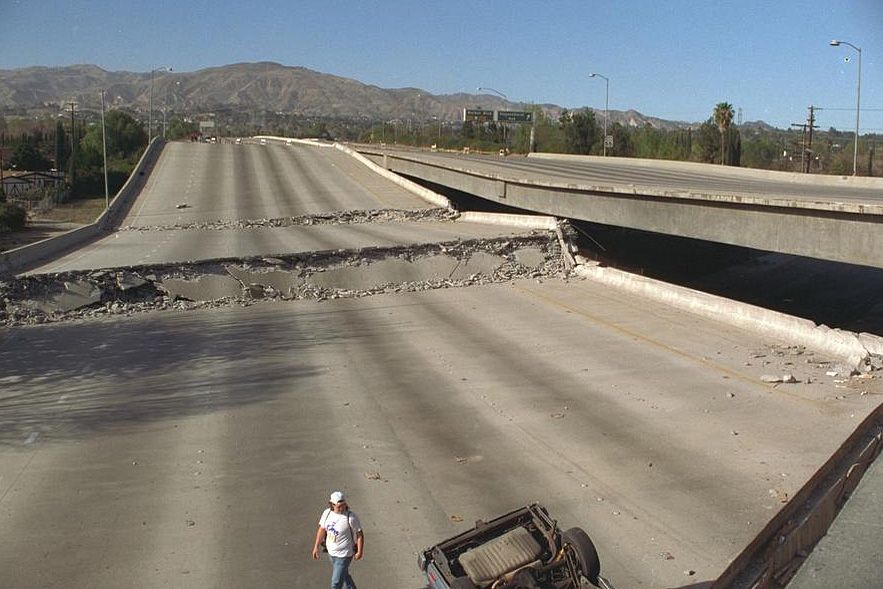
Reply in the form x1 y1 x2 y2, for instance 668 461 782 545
329 555 357 589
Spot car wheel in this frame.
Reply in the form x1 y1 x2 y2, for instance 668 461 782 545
562 527 600 585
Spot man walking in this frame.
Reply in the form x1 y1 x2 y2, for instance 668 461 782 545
312 491 364 589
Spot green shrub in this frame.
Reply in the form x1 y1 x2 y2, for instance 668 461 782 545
0 203 27 232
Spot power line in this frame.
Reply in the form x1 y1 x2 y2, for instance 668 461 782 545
816 107 883 112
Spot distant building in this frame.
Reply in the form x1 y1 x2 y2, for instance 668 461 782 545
1 170 65 197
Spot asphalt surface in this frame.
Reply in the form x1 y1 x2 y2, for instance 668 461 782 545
2 141 881 589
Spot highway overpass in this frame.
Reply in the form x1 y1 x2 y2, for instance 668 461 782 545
1 140 881 589
360 148 883 270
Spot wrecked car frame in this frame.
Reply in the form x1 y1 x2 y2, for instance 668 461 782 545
418 503 614 589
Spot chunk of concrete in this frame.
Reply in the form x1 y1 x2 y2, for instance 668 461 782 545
513 247 547 269
160 274 243 301
449 252 505 280
226 267 303 294
116 272 148 291
52 280 102 312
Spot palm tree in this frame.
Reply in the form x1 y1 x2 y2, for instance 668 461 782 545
713 102 734 165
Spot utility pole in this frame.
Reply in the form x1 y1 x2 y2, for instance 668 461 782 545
790 105 818 173
805 105 817 173
67 101 78 186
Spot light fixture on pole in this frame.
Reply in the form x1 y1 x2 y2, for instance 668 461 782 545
477 86 508 101
477 87 509 147
829 39 862 176
148 66 172 144
589 73 609 156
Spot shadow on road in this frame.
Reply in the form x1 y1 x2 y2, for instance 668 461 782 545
0 305 357 446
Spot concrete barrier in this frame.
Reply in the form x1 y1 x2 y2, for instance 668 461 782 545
253 136 334 148
573 260 873 368
712 403 883 589
0 138 166 276
97 138 166 230
333 142 452 208
456 211 558 230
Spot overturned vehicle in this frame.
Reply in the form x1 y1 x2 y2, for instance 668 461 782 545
418 503 614 589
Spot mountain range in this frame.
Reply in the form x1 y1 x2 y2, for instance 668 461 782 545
0 62 774 131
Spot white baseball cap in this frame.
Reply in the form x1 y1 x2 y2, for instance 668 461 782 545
329 491 346 504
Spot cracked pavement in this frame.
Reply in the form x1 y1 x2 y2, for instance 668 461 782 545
1 140 881 589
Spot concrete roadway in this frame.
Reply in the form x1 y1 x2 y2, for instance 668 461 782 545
33 221 527 274
382 150 883 209
3 141 880 588
30 141 529 273
129 142 434 225
1 276 879 589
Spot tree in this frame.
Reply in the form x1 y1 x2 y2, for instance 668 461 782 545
608 122 633 157
10 142 51 171
694 119 720 163
560 109 598 155
724 127 741 166
713 102 734 165
55 121 68 171
104 110 147 157
167 117 199 141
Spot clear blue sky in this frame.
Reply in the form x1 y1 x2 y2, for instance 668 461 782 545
3 0 881 131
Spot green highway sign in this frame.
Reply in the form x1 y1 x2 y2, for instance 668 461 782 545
496 110 533 123
464 108 495 122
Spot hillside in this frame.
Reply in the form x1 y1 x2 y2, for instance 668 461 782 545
0 62 692 128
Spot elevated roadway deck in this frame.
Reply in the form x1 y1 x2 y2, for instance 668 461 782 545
360 148 883 269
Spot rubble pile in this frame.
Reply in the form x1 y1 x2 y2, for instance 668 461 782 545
1 234 564 327
119 207 459 232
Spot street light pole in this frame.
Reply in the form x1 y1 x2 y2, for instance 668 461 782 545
589 73 609 156
148 66 172 144
830 40 862 176
100 90 109 209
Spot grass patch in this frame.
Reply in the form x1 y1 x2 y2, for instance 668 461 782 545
36 197 108 224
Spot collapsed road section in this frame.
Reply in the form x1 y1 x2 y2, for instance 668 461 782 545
0 229 566 327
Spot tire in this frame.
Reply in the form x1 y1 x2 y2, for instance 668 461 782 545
562 527 600 585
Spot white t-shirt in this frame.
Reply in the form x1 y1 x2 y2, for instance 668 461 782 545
319 508 362 557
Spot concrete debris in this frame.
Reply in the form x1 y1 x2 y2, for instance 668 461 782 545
116 272 147 292
1 234 564 327
761 374 799 384
119 207 459 232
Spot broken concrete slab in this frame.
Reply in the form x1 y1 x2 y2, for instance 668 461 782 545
1 233 563 327
513 247 547 269
226 267 303 295
116 272 148 291
449 252 505 280
50 280 103 312
309 256 459 291
159 274 243 301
